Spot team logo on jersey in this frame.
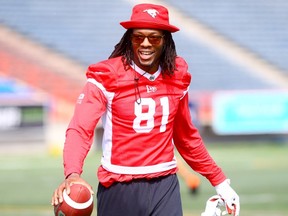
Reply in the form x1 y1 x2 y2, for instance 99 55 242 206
143 9 159 18
146 85 157 93
77 93 85 104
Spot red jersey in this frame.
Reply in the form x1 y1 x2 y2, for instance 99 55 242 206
63 56 226 187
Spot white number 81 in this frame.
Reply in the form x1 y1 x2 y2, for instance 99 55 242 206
133 97 169 133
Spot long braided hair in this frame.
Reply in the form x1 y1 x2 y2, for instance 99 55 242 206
109 29 177 76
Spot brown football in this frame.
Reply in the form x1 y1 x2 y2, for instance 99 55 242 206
54 184 93 216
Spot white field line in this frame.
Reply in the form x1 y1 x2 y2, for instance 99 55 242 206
240 194 278 204
0 161 60 170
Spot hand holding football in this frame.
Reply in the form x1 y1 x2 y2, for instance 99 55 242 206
54 183 94 216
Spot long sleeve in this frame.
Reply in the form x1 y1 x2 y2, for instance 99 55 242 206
173 94 226 186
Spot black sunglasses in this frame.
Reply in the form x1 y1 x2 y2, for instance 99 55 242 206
131 34 164 45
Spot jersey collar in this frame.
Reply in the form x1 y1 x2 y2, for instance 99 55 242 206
131 62 161 82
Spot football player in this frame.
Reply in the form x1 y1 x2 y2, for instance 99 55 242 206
52 3 240 216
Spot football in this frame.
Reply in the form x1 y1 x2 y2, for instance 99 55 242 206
54 183 94 216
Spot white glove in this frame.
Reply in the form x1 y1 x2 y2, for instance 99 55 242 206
201 195 224 216
215 179 240 216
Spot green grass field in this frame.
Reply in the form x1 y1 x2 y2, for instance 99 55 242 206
0 142 288 216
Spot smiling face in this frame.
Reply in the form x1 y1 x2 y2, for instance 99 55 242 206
131 29 164 74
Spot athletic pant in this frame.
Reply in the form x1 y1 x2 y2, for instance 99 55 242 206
97 174 183 216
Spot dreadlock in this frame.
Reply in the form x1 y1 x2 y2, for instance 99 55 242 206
109 29 177 76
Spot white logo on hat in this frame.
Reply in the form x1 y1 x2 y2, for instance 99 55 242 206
143 9 159 18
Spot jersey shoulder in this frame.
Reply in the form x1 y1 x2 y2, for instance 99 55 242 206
173 56 191 87
86 57 125 91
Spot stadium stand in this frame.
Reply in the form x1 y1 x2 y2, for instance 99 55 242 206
1 0 286 91
0 0 130 65
0 0 287 140
0 77 31 94
164 0 288 72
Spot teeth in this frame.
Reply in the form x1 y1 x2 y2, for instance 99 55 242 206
140 51 153 55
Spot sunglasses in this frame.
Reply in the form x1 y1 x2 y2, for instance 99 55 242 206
131 34 164 45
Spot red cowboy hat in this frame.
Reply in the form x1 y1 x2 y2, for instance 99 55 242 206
120 3 179 33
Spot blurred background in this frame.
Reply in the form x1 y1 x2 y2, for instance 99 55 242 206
0 0 287 215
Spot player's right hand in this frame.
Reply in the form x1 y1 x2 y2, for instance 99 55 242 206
51 173 94 206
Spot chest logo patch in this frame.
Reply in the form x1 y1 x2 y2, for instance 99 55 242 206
146 85 157 93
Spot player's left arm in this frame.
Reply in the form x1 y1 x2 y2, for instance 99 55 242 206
173 93 226 185
173 94 240 215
